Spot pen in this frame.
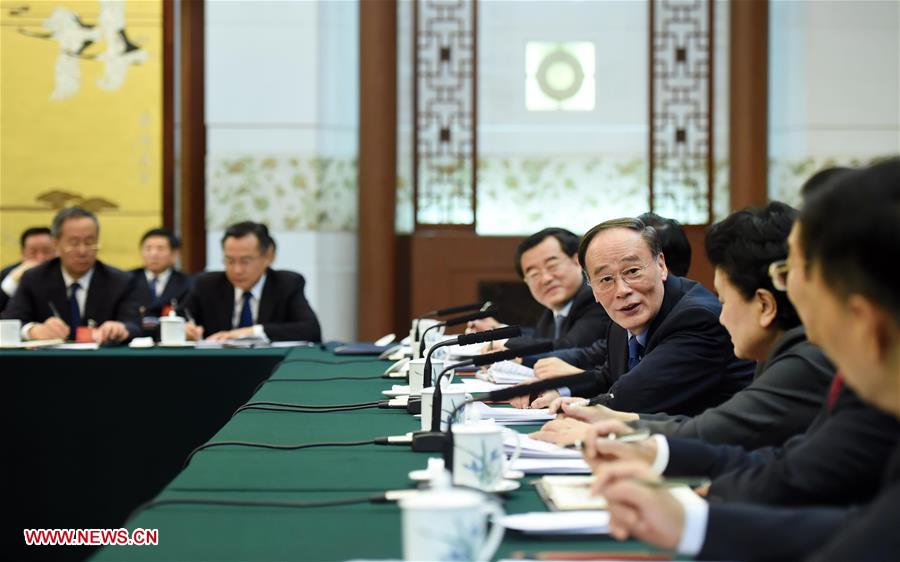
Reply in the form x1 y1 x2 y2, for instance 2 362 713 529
565 429 651 449
633 476 711 489
48 301 62 319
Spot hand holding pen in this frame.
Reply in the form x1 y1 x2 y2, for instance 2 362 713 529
27 301 71 341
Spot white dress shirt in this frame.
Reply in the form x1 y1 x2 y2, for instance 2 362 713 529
144 268 172 298
23 266 94 339
230 274 269 340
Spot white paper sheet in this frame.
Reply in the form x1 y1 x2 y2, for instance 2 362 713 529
500 511 609 534
509 458 591 474
469 402 555 425
504 432 583 459
487 360 535 384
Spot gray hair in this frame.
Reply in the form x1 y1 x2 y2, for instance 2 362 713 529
51 207 99 238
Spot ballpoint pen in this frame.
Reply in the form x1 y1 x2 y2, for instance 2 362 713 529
564 429 652 449
48 301 62 319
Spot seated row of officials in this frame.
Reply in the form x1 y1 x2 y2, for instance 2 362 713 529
0 208 321 344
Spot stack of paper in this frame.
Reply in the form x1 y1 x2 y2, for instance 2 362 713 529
486 361 535 384
535 476 608 510
457 378 512 393
504 432 582 459
469 402 555 425
499 511 609 535
509 458 592 474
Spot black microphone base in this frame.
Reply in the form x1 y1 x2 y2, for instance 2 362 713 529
411 431 448 452
406 398 421 415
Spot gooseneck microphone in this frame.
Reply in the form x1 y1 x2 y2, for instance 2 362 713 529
418 306 499 358
412 301 490 341
422 325 521 388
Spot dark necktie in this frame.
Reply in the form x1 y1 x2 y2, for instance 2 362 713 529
627 336 643 371
68 282 82 338
149 276 159 299
554 314 566 339
238 291 253 328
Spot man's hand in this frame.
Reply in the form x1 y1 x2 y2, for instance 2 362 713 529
582 420 657 469
478 340 508 355
206 327 256 341
508 377 539 409
530 417 591 446
94 321 129 344
593 463 687 550
533 357 583 379
185 322 204 341
548 396 589 414
466 317 501 333
28 317 70 340
530 389 560 409
9 260 40 283
557 401 640 423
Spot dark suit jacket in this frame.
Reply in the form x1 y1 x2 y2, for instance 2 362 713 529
664 384 900 508
633 326 834 448
0 261 19 313
1 257 141 340
506 283 611 351
695 443 900 561
573 276 756 415
183 269 321 342
129 268 192 317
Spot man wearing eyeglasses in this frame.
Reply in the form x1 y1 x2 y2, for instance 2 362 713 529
2 207 141 344
521 217 755 415
182 221 321 342
468 228 611 352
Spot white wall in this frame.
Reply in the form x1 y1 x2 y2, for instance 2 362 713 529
769 0 900 204
204 0 359 341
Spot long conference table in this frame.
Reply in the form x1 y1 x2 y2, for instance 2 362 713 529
9 345 665 561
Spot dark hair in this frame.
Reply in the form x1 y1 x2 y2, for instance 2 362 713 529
800 166 852 197
637 212 692 277
140 227 181 249
221 221 275 254
705 202 800 331
20 227 52 248
577 217 661 275
800 158 900 323
514 228 580 278
51 207 98 238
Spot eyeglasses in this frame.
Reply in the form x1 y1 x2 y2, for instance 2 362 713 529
768 260 789 292
224 255 263 268
586 260 654 294
61 240 100 253
523 257 567 285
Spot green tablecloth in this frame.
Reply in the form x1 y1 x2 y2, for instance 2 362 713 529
86 350 667 561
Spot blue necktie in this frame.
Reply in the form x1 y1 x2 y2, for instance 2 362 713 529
627 337 643 371
238 291 253 328
68 282 82 338
554 315 566 339
149 276 159 299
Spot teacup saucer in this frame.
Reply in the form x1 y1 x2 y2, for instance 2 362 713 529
485 479 521 493
382 385 410 397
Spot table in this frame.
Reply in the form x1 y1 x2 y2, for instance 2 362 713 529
85 349 665 561
5 345 295 562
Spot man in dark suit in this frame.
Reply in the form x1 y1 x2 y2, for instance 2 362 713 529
468 228 611 352
2 208 140 344
0 226 55 313
516 218 755 415
590 159 900 560
130 227 192 320
183 221 321 342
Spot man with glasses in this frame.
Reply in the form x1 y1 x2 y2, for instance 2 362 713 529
467 227 611 351
2 207 140 344
182 221 321 342
520 218 755 415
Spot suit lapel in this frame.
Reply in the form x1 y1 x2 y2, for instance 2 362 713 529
220 275 236 329
49 260 69 322
84 264 105 324
608 324 628 376
257 270 276 324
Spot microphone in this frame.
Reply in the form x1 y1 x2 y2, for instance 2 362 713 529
423 325 520 388
438 372 589 469
420 301 487 318
470 340 554 368
418 306 499 357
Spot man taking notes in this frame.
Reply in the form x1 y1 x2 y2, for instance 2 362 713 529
183 221 321 342
2 208 140 344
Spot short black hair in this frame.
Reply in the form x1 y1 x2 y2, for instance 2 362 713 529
51 207 98 238
221 221 275 254
140 227 180 249
705 202 800 331
638 212 692 277
800 166 852 197
20 227 51 248
577 218 661 276
800 158 900 323
514 228 580 279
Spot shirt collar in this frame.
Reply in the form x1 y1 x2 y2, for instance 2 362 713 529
234 273 267 301
628 330 648 347
553 299 574 319
146 268 172 286
62 266 94 291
